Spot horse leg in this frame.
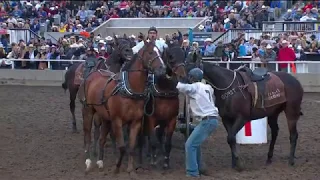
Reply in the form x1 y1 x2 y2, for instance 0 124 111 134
148 117 157 166
93 113 101 158
127 120 142 174
266 114 280 165
113 119 126 174
97 120 111 170
82 107 94 173
109 128 117 155
223 117 246 171
137 130 145 167
70 90 78 133
163 118 176 169
284 106 300 166
156 124 165 154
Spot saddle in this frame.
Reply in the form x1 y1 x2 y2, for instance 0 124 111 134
74 63 85 85
238 67 286 109
237 65 270 82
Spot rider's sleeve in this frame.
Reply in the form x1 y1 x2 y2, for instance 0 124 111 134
163 42 168 49
176 82 198 96
132 41 144 54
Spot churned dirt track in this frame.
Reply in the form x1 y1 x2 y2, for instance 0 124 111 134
0 86 320 180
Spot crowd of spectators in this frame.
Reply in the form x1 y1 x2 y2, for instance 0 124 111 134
0 0 278 34
0 0 317 72
199 31 318 71
283 1 320 22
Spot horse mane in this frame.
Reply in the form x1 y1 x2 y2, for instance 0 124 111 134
121 53 138 71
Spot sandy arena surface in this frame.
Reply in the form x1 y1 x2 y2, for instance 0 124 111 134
0 86 319 180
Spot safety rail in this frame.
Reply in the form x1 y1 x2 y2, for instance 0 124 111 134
212 29 318 44
262 21 320 31
2 59 320 74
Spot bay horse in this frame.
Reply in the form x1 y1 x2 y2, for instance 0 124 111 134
61 36 133 133
188 60 303 171
140 39 186 169
80 40 168 174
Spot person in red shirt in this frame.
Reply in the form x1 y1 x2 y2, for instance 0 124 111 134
98 47 109 59
110 10 120 18
302 1 313 12
277 40 296 72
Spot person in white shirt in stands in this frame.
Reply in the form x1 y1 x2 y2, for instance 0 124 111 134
175 68 219 178
132 26 168 54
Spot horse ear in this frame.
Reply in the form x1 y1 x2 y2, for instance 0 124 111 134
139 32 145 40
113 33 118 45
123 33 128 39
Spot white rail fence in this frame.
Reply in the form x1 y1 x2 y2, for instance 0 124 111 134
1 59 320 74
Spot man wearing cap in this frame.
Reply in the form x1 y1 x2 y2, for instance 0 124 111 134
83 47 98 78
174 68 219 178
203 38 215 57
132 26 168 54
278 40 296 72
262 44 276 69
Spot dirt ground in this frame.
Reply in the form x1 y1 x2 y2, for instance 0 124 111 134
0 86 320 180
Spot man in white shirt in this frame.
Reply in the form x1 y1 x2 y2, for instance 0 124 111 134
176 68 219 178
132 26 168 54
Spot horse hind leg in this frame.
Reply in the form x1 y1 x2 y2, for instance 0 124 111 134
97 120 111 171
127 120 142 175
70 90 78 133
266 113 280 165
93 113 101 158
284 105 300 166
82 107 94 173
113 118 126 174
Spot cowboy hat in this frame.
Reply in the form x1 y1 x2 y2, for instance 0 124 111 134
282 40 288 44
105 36 113 41
129 34 136 38
205 38 213 42
224 18 230 23
98 40 106 44
198 24 204 30
266 44 272 49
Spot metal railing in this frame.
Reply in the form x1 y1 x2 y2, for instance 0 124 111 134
7 28 41 44
262 21 320 31
1 59 320 74
212 29 318 44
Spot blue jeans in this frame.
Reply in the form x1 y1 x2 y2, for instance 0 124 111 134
185 118 218 177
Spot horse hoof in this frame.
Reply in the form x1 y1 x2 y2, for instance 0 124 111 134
129 171 138 179
72 129 79 134
163 163 169 170
266 159 272 165
235 159 244 172
97 160 104 169
288 160 295 166
113 167 120 174
85 159 92 173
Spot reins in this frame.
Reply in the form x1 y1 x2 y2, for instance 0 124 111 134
205 69 237 91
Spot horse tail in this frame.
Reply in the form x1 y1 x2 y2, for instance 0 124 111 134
62 72 68 93
62 81 67 92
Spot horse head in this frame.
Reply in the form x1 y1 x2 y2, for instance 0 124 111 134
138 39 166 77
163 36 186 80
112 35 133 63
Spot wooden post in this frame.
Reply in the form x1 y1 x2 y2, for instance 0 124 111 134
185 95 190 140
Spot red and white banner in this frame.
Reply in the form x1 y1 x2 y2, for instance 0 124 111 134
236 117 267 144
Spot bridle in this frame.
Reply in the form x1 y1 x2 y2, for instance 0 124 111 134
133 44 163 72
163 46 185 73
